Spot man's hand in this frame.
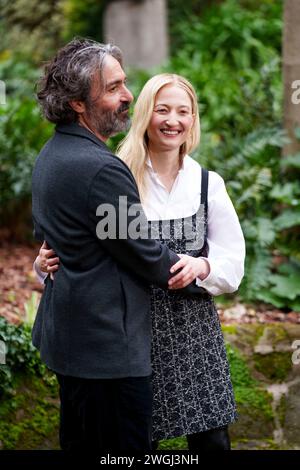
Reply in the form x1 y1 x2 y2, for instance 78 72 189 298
36 241 60 274
168 254 210 289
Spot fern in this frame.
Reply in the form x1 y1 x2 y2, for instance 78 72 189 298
280 153 300 169
270 182 300 204
269 274 300 301
255 289 286 309
234 127 288 162
239 250 272 300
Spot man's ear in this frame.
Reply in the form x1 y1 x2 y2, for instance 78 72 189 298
69 100 86 114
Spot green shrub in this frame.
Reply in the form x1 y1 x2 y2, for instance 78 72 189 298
0 59 53 210
1 0 299 309
126 0 300 311
0 316 51 396
0 317 59 449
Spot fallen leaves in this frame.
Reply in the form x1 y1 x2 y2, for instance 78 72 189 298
0 243 43 324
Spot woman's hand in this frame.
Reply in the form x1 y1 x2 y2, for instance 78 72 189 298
168 254 210 289
36 241 60 274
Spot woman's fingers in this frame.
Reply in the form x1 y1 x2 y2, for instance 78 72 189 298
42 248 55 257
169 272 193 289
169 255 190 279
46 256 60 273
47 257 60 266
169 263 191 286
170 257 186 274
36 255 48 273
38 253 50 273
47 264 59 273
38 243 60 274
168 254 198 289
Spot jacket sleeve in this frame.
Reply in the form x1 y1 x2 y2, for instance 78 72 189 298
87 159 182 289
32 215 44 243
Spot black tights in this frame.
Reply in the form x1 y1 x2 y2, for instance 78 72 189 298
152 425 231 451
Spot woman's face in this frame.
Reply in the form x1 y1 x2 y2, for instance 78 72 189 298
146 84 194 154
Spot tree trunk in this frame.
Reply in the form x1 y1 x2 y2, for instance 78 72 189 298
283 0 300 156
103 0 169 69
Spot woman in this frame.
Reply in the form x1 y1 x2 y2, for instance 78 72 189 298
35 73 245 450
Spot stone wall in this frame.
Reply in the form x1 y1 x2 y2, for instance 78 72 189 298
223 323 300 449
1 323 299 450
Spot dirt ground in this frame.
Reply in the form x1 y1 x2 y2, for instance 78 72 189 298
0 243 43 323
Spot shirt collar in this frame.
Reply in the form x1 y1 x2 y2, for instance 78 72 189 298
145 155 187 172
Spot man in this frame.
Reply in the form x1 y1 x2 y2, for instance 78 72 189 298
32 38 201 453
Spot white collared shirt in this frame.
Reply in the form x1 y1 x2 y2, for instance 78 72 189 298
143 155 245 296
34 154 245 296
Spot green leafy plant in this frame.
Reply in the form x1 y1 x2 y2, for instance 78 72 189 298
1 0 299 310
125 0 299 310
24 292 40 326
0 317 49 396
164 0 299 311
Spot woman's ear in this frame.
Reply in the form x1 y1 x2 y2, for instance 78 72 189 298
69 100 86 114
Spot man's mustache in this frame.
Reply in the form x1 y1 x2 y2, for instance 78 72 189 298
117 103 130 114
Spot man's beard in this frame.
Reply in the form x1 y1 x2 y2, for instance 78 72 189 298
86 102 131 138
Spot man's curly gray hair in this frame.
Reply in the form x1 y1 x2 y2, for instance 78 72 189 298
37 37 123 124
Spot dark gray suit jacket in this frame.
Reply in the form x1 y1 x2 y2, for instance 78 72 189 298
32 123 203 378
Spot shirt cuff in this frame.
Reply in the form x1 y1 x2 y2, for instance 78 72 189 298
195 257 220 296
33 259 48 285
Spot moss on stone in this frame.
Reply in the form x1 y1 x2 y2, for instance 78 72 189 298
277 394 287 428
222 325 238 335
254 324 265 338
1 323 295 450
0 371 59 450
259 325 289 346
269 325 289 345
226 343 274 422
253 352 292 382
231 438 281 450
234 324 265 349
159 436 187 450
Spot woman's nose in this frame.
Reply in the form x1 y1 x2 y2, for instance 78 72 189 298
165 116 178 126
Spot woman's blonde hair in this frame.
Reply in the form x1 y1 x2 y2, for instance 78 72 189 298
117 73 201 201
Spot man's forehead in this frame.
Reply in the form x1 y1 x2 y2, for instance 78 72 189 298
102 55 126 83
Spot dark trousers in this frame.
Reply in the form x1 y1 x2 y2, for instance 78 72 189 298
152 425 231 452
187 426 231 451
56 373 153 453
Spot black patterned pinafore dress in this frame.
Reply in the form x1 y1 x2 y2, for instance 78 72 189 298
148 168 237 441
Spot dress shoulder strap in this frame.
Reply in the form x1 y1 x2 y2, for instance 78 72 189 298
200 167 209 208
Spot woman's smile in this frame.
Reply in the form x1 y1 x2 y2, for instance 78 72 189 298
160 128 182 136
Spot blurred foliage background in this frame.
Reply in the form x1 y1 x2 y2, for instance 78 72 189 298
0 0 299 312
